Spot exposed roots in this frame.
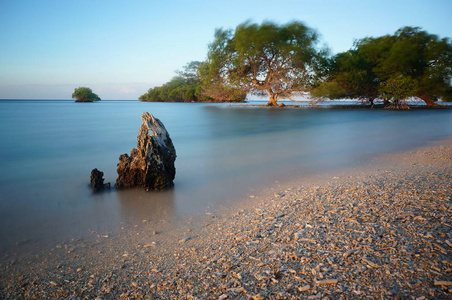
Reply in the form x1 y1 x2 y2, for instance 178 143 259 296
384 102 411 110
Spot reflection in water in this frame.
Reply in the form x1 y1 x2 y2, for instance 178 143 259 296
116 188 176 223
0 100 450 254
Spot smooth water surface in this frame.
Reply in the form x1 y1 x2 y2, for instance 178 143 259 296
0 100 451 253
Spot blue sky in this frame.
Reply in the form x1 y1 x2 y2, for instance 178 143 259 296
1 0 451 100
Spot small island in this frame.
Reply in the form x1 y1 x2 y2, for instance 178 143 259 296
72 87 101 102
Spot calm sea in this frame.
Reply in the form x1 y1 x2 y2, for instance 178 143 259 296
0 100 451 253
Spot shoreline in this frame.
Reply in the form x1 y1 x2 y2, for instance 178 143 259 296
231 103 452 109
1 139 451 299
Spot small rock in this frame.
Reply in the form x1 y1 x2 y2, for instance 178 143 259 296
316 279 338 285
294 231 304 239
179 237 193 243
90 168 109 192
298 285 311 292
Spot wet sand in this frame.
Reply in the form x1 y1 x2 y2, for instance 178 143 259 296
1 139 451 299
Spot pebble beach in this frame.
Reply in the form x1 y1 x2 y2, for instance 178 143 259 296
1 139 451 299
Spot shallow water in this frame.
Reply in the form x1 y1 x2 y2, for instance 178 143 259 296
0 100 451 253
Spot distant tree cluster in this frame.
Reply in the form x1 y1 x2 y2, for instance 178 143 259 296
139 61 246 102
72 87 101 102
139 62 203 102
140 21 452 107
312 27 452 107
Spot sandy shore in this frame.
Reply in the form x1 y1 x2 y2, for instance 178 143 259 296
1 139 451 299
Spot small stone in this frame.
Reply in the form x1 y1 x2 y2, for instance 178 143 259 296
228 287 245 293
298 285 311 292
362 258 379 268
294 231 304 240
434 280 452 286
316 279 338 285
179 237 192 243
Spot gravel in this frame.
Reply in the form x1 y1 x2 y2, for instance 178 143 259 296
1 141 451 299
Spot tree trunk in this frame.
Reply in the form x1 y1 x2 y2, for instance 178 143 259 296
266 92 278 106
417 95 440 107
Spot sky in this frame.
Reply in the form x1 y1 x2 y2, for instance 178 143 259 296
1 0 451 100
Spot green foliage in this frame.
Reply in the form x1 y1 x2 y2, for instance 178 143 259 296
310 81 346 99
325 49 380 100
175 61 202 85
314 26 452 106
139 62 203 102
379 74 418 103
198 59 247 102
139 60 246 102
72 87 101 102
202 20 325 105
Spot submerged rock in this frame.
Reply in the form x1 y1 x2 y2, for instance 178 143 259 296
90 168 110 191
115 112 176 191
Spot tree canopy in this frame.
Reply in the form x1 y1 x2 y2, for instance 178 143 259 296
72 87 101 102
313 27 452 106
201 20 327 106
